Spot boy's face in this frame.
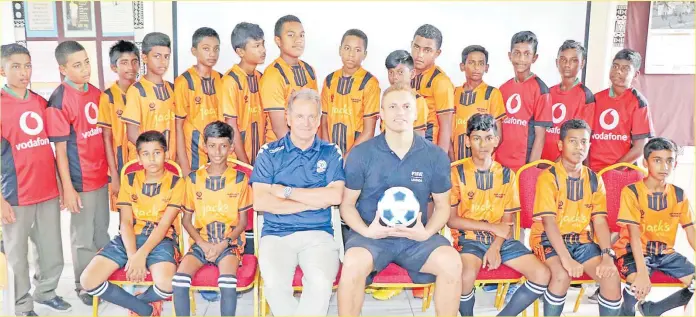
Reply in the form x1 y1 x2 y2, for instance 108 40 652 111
339 35 366 70
460 51 488 82
238 39 266 65
558 128 590 165
381 90 417 133
110 52 140 83
465 129 499 159
192 36 220 68
0 53 32 89
556 48 584 79
508 42 538 74
387 64 415 85
142 46 171 77
643 149 676 182
275 21 305 58
137 141 166 174
610 59 638 89
411 36 440 71
60 50 91 84
204 136 232 165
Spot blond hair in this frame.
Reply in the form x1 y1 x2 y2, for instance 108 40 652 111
381 82 416 102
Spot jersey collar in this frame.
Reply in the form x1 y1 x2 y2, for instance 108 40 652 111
283 133 321 153
514 72 535 83
65 78 88 91
2 85 28 100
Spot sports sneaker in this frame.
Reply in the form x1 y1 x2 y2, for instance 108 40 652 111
372 288 403 300
35 296 72 312
482 284 499 293
16 310 38 316
76 289 95 306
200 290 220 302
636 300 653 316
412 288 424 299
587 289 599 304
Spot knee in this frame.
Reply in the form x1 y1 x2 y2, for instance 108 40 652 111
79 271 100 291
461 266 478 286
433 249 463 280
340 249 372 284
530 265 551 285
154 274 174 293
549 266 571 286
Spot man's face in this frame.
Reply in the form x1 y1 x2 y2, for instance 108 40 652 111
411 36 440 71
192 36 220 68
380 90 417 133
60 50 91 85
559 128 590 165
142 46 171 77
387 64 415 85
204 137 232 165
508 42 537 74
339 35 366 70
556 48 583 79
276 22 305 58
111 52 140 83
609 59 637 89
0 53 32 90
461 51 488 82
287 98 320 141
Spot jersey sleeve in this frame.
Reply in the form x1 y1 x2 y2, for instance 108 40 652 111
414 97 428 130
363 78 380 118
222 76 240 119
533 90 552 127
433 77 455 116
325 144 346 184
238 177 253 213
46 93 72 142
249 146 274 185
616 186 641 227
97 92 113 128
631 102 654 140
183 175 195 213
590 177 608 218
450 167 461 207
115 173 133 207
679 197 694 229
532 171 558 219
490 88 506 120
122 86 143 126
504 171 521 213
167 177 185 209
174 77 189 120
259 72 287 112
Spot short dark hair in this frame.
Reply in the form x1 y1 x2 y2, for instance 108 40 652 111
559 119 591 140
644 137 678 160
142 32 171 54
510 31 538 54
614 48 642 71
203 121 234 143
192 27 220 48
466 113 497 136
461 45 488 64
413 24 443 50
54 41 85 65
108 40 139 66
557 39 586 61
1 43 30 63
385 50 414 70
231 22 264 51
341 29 368 50
136 130 167 152
274 15 301 38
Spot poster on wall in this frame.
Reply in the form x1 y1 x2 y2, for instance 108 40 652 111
101 1 134 36
63 0 96 37
645 1 695 74
24 1 58 37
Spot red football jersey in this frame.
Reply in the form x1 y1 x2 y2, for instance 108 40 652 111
541 82 595 161
46 82 108 192
497 74 552 171
589 88 654 172
1 90 60 206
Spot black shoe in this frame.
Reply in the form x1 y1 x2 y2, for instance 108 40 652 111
637 300 653 316
16 310 38 316
35 296 72 312
76 289 95 306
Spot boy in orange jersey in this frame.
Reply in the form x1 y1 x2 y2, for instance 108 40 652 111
614 137 695 316
175 27 224 176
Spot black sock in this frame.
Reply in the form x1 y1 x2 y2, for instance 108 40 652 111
642 283 694 316
172 273 191 316
459 290 475 316
597 293 622 316
137 284 172 303
87 282 152 316
621 283 637 316
498 281 547 316
543 290 566 316
219 274 238 316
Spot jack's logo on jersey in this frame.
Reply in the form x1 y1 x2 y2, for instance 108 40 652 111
19 111 44 136
316 160 327 173
84 102 99 125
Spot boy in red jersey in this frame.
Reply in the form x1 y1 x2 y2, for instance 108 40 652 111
1 43 72 315
588 49 654 172
46 40 110 305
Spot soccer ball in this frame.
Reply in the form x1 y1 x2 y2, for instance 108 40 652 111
377 186 420 227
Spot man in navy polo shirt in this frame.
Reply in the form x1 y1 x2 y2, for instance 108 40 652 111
336 83 462 316
251 88 344 316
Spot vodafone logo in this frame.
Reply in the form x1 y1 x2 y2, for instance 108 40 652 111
84 102 98 125
551 103 566 124
599 108 619 130
505 94 522 114
19 111 44 136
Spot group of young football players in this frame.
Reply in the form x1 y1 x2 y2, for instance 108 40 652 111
1 12 693 317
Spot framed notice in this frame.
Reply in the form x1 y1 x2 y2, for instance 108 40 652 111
63 0 96 37
645 1 695 74
101 1 134 36
24 1 58 37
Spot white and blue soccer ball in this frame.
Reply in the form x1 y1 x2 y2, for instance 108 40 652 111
378 186 420 227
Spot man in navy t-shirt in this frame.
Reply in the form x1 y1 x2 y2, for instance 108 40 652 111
250 89 344 316
336 83 462 316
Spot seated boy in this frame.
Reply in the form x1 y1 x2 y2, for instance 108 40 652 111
172 121 251 317
531 119 622 316
449 113 550 317
79 131 184 316
614 137 695 316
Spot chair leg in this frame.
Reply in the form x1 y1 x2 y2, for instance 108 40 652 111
534 298 539 317
260 279 267 317
254 285 259 317
92 295 99 317
423 284 435 311
495 283 505 309
421 286 428 312
189 289 196 316
498 283 510 310
574 286 585 313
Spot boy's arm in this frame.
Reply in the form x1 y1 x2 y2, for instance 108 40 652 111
122 87 142 145
97 93 119 192
250 149 315 213
434 78 455 152
226 117 250 164
617 139 647 164
686 226 696 251
492 89 506 142
221 78 250 164
619 99 653 164
126 124 139 145
46 93 81 213
530 90 552 162
117 205 139 257
260 74 290 138
226 210 248 242
55 143 82 213
137 207 179 255
529 126 547 162
175 119 191 175
319 79 330 141
174 80 191 174
182 211 205 245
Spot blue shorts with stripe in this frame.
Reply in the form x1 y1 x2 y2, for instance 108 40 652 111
98 234 177 268
617 251 695 280
538 240 601 264
187 243 242 266
458 238 532 263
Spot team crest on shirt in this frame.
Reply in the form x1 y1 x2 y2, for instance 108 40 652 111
330 94 335 102
670 212 680 218
116 109 123 117
195 96 202 105
467 191 475 200
131 194 138 202
584 203 593 209
316 160 327 173
410 171 423 183
495 193 504 199
148 102 156 110
351 98 361 103
227 192 239 198
196 191 203 200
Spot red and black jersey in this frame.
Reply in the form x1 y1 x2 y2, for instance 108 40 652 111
541 82 595 161
46 82 108 192
1 89 60 206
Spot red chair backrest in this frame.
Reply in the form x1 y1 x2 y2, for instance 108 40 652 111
231 160 254 231
600 168 645 232
518 164 551 229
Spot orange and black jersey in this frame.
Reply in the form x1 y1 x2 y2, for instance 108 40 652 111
97 82 134 174
530 161 607 246
411 65 454 142
450 158 519 246
321 67 380 154
452 82 506 161
122 78 176 161
183 164 252 246
222 65 265 165
614 181 694 257
174 67 224 171
115 169 184 239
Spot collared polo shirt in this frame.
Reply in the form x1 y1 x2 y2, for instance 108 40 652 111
250 133 345 237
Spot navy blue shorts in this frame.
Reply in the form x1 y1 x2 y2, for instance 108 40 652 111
345 232 450 284
459 239 532 263
539 240 601 264
187 243 241 266
618 251 695 280
98 234 177 268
